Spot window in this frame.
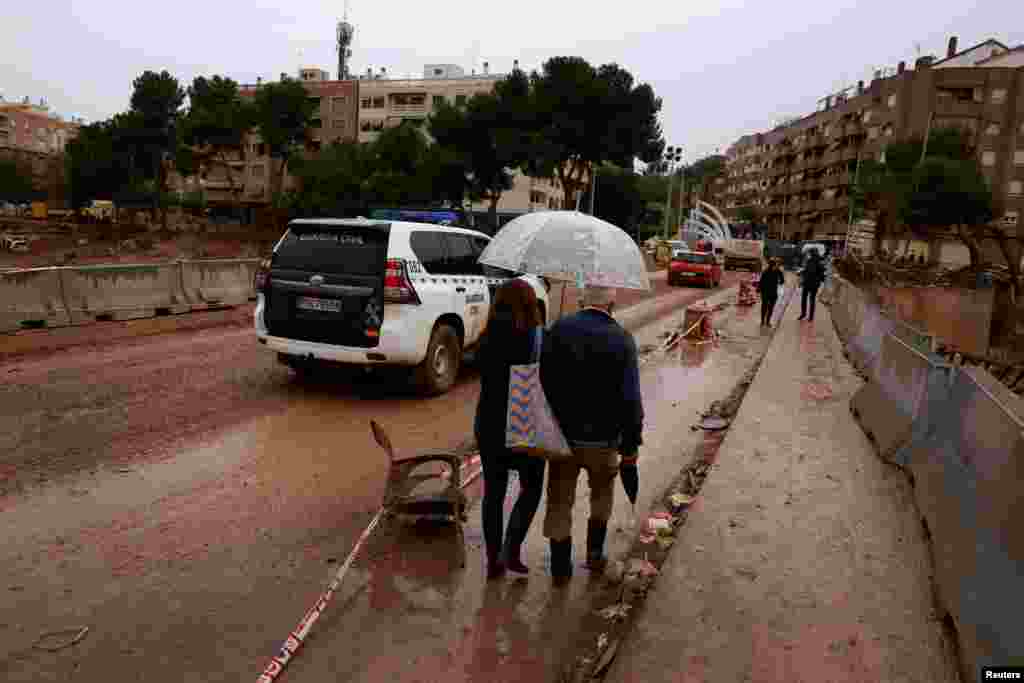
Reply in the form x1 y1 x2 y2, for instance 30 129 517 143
1014 150 1024 165
442 234 480 275
982 151 997 167
455 95 467 106
331 96 347 112
986 123 1001 136
1008 180 1023 196
1002 210 1019 226
409 231 446 273
361 97 372 108
884 124 894 137
372 97 385 108
991 88 1007 104
887 94 896 109
530 190 545 204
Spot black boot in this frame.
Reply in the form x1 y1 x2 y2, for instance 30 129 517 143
585 519 609 570
549 538 573 586
503 540 529 574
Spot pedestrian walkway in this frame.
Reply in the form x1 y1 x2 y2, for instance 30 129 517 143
606 291 961 683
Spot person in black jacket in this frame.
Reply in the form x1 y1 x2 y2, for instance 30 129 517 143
539 286 644 584
473 279 547 580
758 258 785 327
799 251 826 322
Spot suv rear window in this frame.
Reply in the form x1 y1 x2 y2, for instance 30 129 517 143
676 253 713 264
274 223 389 275
410 231 447 273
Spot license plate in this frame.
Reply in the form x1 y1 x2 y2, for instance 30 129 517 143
296 296 342 313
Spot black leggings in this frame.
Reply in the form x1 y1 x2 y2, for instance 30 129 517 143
801 285 820 320
480 447 546 562
761 296 778 325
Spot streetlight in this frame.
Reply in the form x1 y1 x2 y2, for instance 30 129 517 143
662 145 682 239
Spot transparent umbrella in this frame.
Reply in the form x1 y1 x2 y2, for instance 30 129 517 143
477 211 651 291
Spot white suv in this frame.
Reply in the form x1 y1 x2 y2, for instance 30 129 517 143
254 218 550 395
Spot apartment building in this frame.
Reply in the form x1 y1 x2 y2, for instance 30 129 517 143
0 98 80 155
355 62 567 213
169 69 360 204
723 36 1024 250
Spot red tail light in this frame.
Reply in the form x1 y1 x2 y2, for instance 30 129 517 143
384 259 420 305
254 258 271 292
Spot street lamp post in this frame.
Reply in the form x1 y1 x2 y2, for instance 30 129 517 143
662 145 682 239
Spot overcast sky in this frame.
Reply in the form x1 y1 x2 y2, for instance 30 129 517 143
3 0 1021 162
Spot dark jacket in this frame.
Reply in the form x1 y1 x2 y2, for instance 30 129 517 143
473 309 537 450
758 266 784 298
539 309 644 455
801 255 825 289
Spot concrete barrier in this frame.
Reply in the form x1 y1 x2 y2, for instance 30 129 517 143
60 264 190 323
900 366 1024 678
179 259 259 309
0 267 71 332
848 302 895 380
850 334 952 461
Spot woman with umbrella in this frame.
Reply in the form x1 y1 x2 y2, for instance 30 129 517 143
478 211 649 585
474 279 548 579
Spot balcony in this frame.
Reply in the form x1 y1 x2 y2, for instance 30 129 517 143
933 98 985 119
390 103 428 115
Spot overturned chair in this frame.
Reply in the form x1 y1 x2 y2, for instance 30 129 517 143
370 420 469 528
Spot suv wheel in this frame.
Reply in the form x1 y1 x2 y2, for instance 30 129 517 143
416 324 461 395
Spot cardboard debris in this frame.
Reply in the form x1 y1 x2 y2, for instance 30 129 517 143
669 492 695 510
627 558 660 578
592 638 620 676
597 603 632 622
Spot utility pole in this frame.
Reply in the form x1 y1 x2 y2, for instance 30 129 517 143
662 145 682 238
588 164 597 215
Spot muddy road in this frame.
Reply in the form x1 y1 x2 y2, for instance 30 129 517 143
0 272 752 682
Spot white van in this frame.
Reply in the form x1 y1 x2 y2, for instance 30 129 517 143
254 218 550 395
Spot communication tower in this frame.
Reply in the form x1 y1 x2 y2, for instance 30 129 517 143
337 4 354 80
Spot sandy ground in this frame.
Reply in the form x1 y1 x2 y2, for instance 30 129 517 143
0 274 747 682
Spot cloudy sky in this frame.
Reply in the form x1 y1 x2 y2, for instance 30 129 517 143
3 0 1021 161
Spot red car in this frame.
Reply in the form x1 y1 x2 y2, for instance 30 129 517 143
668 250 722 288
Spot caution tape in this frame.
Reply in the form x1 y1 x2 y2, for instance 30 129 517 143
255 451 482 682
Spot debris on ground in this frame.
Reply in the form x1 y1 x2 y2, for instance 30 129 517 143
597 604 632 622
34 626 89 652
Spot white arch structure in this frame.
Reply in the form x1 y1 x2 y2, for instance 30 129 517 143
698 201 733 238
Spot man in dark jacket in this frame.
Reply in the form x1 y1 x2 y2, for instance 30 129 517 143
758 258 785 327
799 251 825 322
540 286 644 584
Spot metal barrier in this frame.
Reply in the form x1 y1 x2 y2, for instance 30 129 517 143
0 267 71 332
61 264 190 323
899 366 1024 678
884 312 935 355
